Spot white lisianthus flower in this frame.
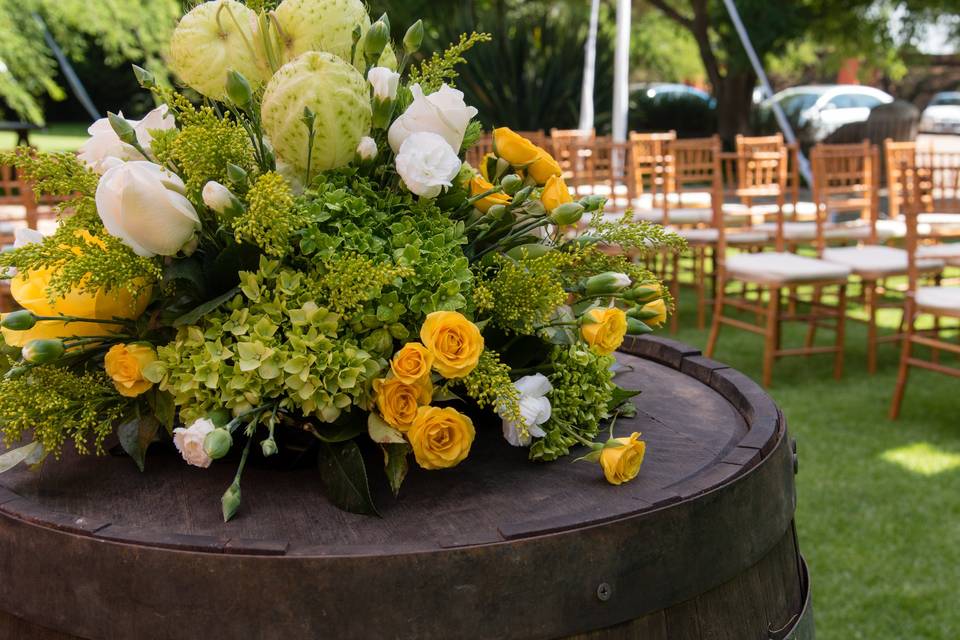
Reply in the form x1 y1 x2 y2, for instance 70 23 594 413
95 161 200 258
367 67 400 101
173 419 217 468
501 374 554 447
395 132 462 199
78 106 175 173
388 83 478 154
356 136 378 162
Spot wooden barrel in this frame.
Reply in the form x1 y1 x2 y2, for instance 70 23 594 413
0 336 813 640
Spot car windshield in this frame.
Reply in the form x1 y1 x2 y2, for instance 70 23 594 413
931 93 960 106
776 92 821 118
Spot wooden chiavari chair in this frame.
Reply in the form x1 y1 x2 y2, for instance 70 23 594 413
885 140 960 241
890 161 960 418
583 138 634 213
707 145 852 387
813 142 945 373
550 128 595 194
0 162 40 311
465 133 494 170
629 131 676 211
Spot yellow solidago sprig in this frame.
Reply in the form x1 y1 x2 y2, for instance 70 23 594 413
585 210 687 257
462 349 522 427
312 252 414 317
483 251 575 334
0 148 98 202
408 32 493 94
230 172 305 257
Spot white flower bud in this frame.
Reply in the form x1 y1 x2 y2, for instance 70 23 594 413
367 66 400 101
202 181 238 214
356 136 378 162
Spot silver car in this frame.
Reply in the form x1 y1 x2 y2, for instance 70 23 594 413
920 92 960 134
764 85 894 142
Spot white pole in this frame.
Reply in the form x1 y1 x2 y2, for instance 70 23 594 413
721 0 812 186
611 0 631 143
578 0 601 131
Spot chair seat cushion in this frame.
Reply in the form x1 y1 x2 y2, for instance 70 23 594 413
754 221 896 242
635 191 713 209
726 251 851 283
822 245 943 277
918 243 960 266
917 286 960 314
673 227 768 245
722 202 817 218
878 214 960 238
632 207 713 225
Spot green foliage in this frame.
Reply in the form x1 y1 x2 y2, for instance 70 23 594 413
482 252 572 334
231 172 302 257
408 31 492 93
587 212 688 256
156 258 382 425
0 0 180 124
0 148 97 199
529 344 615 462
0 365 130 457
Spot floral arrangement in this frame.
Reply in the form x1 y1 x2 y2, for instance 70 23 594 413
0 0 682 519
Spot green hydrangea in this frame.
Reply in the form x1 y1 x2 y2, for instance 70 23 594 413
155 258 382 424
529 345 616 462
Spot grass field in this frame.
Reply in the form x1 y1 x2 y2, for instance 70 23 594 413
671 280 960 640
0 122 88 152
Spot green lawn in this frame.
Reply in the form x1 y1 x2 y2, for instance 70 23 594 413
0 122 88 152
670 279 960 639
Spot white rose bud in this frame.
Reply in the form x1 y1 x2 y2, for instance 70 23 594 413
388 83 478 154
395 132 462 199
173 418 217 468
500 374 553 447
367 66 400 101
78 105 175 174
356 136 378 162
13 227 45 248
202 181 243 216
95 161 200 257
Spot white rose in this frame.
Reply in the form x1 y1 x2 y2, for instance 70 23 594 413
202 181 240 215
367 67 400 101
395 132 462 199
78 106 175 173
95 161 200 257
173 419 217 468
388 83 478 154
356 136 378 162
501 374 553 447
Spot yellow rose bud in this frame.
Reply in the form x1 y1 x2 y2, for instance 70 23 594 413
600 432 647 485
540 174 574 212
373 376 433 432
0 268 151 348
419 311 484 379
390 342 434 385
104 343 157 398
528 147 563 185
408 406 475 470
581 307 628 356
493 127 540 166
643 298 668 328
470 175 511 213
479 153 496 182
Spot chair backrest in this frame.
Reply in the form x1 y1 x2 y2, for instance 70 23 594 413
668 135 723 229
898 158 924 301
0 162 38 232
584 138 634 212
915 146 960 214
736 134 785 156
810 141 879 252
884 139 916 219
629 131 676 200
466 133 494 170
550 128 596 188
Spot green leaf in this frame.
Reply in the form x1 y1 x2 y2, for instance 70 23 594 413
0 441 41 474
173 286 240 328
117 416 160 472
148 390 177 435
309 417 366 443
607 384 642 413
162 257 207 299
318 441 380 516
368 413 405 444
381 443 411 497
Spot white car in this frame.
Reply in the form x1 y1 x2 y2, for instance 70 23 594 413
920 92 960 134
765 85 894 142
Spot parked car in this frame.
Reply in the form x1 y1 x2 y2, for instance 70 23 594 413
630 82 716 107
920 91 960 134
761 85 894 143
627 83 717 137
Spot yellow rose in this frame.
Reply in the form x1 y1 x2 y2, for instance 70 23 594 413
581 307 628 356
1 268 151 348
540 174 574 212
528 147 563 185
419 311 484 379
479 153 496 182
470 175 511 213
408 406 475 470
390 342 434 385
104 343 157 398
600 432 647 485
493 127 540 166
373 376 433 432
644 299 668 328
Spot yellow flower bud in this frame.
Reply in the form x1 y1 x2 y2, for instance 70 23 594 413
642 298 668 328
528 146 563 185
408 406 475 470
470 175 511 213
540 174 574 212
600 432 647 485
493 127 540 166
104 343 157 398
581 307 628 356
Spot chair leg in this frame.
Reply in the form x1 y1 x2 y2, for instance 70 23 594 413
762 287 780 388
669 252 681 334
865 280 878 375
834 283 847 381
706 278 725 358
804 285 822 351
890 309 915 420
695 248 707 330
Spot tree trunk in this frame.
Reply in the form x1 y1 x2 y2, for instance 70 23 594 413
714 70 757 146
